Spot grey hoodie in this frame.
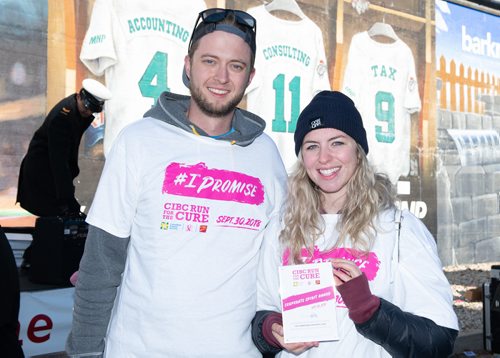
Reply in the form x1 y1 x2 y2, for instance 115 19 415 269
144 91 266 146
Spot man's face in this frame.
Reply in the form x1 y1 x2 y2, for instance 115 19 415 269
76 94 95 118
185 31 255 118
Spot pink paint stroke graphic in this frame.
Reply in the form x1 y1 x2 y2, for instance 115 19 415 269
283 247 380 281
282 287 334 311
162 162 264 205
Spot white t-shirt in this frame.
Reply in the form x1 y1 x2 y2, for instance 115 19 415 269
342 32 421 183
257 209 458 357
80 0 206 156
246 5 331 171
87 118 287 357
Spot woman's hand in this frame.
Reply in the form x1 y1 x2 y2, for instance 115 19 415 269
331 258 362 286
271 323 319 354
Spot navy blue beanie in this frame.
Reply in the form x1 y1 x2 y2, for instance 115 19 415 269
294 91 369 156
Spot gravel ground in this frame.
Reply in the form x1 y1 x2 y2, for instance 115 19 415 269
444 262 498 333
444 261 500 357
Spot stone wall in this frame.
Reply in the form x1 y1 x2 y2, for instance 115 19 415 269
436 108 500 265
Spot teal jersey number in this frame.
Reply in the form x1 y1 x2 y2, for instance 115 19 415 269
138 51 170 103
272 74 301 133
374 91 395 143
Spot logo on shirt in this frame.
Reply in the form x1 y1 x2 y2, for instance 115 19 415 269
162 162 265 205
317 60 327 77
408 77 417 92
160 221 208 233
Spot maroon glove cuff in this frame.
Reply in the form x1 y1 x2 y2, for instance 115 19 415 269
262 312 284 348
336 272 380 324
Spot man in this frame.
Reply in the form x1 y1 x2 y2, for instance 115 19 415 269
66 8 287 357
17 79 112 217
16 79 111 269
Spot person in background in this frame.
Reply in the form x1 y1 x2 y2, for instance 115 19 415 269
0 226 24 357
66 8 286 357
16 79 111 269
17 79 111 218
252 91 458 357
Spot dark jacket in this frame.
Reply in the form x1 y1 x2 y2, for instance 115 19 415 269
0 226 24 357
16 94 94 216
252 300 458 357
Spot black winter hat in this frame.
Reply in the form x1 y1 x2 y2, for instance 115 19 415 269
294 91 369 156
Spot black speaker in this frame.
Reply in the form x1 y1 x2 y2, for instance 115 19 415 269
483 265 500 353
29 216 88 286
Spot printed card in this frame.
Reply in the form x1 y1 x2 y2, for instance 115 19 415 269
279 262 339 343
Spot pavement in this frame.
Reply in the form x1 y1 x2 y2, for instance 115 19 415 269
453 329 499 357
30 333 497 358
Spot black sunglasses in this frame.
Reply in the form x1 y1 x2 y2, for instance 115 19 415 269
188 8 257 50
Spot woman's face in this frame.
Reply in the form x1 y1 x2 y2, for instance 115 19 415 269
301 127 359 208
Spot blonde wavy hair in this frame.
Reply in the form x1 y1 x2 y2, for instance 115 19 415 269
280 143 397 264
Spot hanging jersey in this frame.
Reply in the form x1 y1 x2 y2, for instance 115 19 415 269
342 31 421 183
80 0 206 156
246 5 331 171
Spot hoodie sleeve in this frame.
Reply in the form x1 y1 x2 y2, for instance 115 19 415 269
65 225 129 357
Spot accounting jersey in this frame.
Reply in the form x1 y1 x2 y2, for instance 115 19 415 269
246 5 331 171
80 0 206 156
342 31 421 183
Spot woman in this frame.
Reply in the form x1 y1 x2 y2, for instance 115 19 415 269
252 91 458 357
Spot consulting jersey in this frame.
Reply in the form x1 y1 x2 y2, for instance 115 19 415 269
80 0 206 156
257 209 458 357
342 31 421 183
87 117 287 357
246 5 331 171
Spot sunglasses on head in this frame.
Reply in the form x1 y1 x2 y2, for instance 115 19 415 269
188 8 256 50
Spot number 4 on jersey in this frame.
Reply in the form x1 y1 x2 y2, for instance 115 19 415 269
138 51 170 104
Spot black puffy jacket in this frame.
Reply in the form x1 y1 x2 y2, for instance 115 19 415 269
252 299 458 357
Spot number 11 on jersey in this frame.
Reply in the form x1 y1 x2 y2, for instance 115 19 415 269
272 74 301 133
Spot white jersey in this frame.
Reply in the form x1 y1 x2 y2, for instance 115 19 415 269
257 209 458 357
87 118 287 357
342 31 421 183
246 5 331 171
80 0 206 156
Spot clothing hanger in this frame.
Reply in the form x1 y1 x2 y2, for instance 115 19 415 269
367 21 399 41
367 5 398 42
264 0 307 20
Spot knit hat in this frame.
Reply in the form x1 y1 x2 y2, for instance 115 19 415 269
294 91 369 155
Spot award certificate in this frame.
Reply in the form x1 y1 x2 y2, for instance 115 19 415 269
279 262 339 343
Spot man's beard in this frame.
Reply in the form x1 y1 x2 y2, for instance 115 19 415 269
189 83 245 118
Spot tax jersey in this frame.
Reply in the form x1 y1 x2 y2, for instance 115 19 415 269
80 0 206 156
87 116 287 356
342 31 421 183
257 209 458 357
246 5 331 171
